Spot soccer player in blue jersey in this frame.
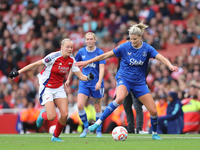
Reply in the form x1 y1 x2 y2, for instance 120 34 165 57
66 32 106 138
75 22 179 140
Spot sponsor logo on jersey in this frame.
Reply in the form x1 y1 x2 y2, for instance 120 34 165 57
48 84 51 86
46 97 50 100
127 52 132 55
129 58 144 66
142 51 147 57
85 62 96 68
82 55 85 58
45 57 51 63
59 63 62 65
114 45 120 50
68 62 72 65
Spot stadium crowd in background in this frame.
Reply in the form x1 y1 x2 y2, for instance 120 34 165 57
1 0 200 134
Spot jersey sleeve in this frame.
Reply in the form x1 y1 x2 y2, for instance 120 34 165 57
148 45 159 58
71 57 80 72
75 50 82 62
113 45 123 58
42 53 54 66
99 50 106 64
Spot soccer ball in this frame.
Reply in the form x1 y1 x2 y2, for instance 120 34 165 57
112 126 128 141
49 125 56 134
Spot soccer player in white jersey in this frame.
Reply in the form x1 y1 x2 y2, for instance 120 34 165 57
75 21 179 140
66 32 106 137
9 38 94 142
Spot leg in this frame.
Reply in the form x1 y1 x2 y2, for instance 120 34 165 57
123 92 135 133
93 97 103 137
36 101 56 128
51 97 68 142
138 93 161 140
88 85 128 132
77 93 89 138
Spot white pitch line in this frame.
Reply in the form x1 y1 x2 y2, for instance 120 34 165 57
0 135 200 139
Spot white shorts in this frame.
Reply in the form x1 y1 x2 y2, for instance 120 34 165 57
39 85 67 106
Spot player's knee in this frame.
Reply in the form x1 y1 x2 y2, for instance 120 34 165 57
115 98 124 104
47 113 57 121
150 109 157 116
77 103 84 110
61 112 68 119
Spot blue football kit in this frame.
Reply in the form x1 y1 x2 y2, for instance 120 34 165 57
75 46 106 98
114 41 158 98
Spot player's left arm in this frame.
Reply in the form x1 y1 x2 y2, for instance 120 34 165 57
95 64 105 90
155 54 178 72
73 71 88 81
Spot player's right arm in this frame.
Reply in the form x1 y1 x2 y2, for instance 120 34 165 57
18 60 44 74
9 60 44 79
75 50 115 68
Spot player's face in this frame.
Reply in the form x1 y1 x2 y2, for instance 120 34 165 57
85 34 96 48
129 34 142 48
61 41 73 58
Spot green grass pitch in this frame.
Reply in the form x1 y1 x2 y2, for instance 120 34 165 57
0 134 200 150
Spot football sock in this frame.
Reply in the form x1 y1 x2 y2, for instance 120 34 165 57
53 121 65 137
96 111 102 132
99 101 119 123
150 115 158 133
78 109 89 129
41 112 48 120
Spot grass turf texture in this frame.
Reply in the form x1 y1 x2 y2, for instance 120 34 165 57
0 134 200 150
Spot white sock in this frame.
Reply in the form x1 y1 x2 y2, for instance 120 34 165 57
96 119 102 125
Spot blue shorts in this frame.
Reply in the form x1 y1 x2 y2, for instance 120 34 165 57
78 83 104 98
117 78 150 99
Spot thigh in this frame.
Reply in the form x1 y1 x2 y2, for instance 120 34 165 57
77 93 88 109
45 101 57 117
55 98 68 116
138 93 157 116
115 85 128 104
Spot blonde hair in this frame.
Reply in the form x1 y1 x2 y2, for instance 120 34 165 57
61 38 73 46
85 32 97 40
128 21 148 36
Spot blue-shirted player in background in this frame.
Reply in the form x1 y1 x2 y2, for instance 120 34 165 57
75 22 179 140
67 32 106 138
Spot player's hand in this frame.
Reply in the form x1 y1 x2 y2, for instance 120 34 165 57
95 81 101 91
170 66 179 72
9 71 19 79
65 79 70 87
87 73 94 81
75 61 89 68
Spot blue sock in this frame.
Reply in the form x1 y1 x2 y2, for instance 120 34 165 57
100 101 119 122
96 111 102 132
78 109 88 129
151 115 158 133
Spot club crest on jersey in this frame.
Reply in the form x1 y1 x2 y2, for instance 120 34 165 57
45 57 51 63
114 45 120 50
142 51 147 57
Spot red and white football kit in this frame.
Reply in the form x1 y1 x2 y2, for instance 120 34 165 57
38 51 80 105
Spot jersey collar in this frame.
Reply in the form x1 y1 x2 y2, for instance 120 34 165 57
131 41 143 49
86 46 96 52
